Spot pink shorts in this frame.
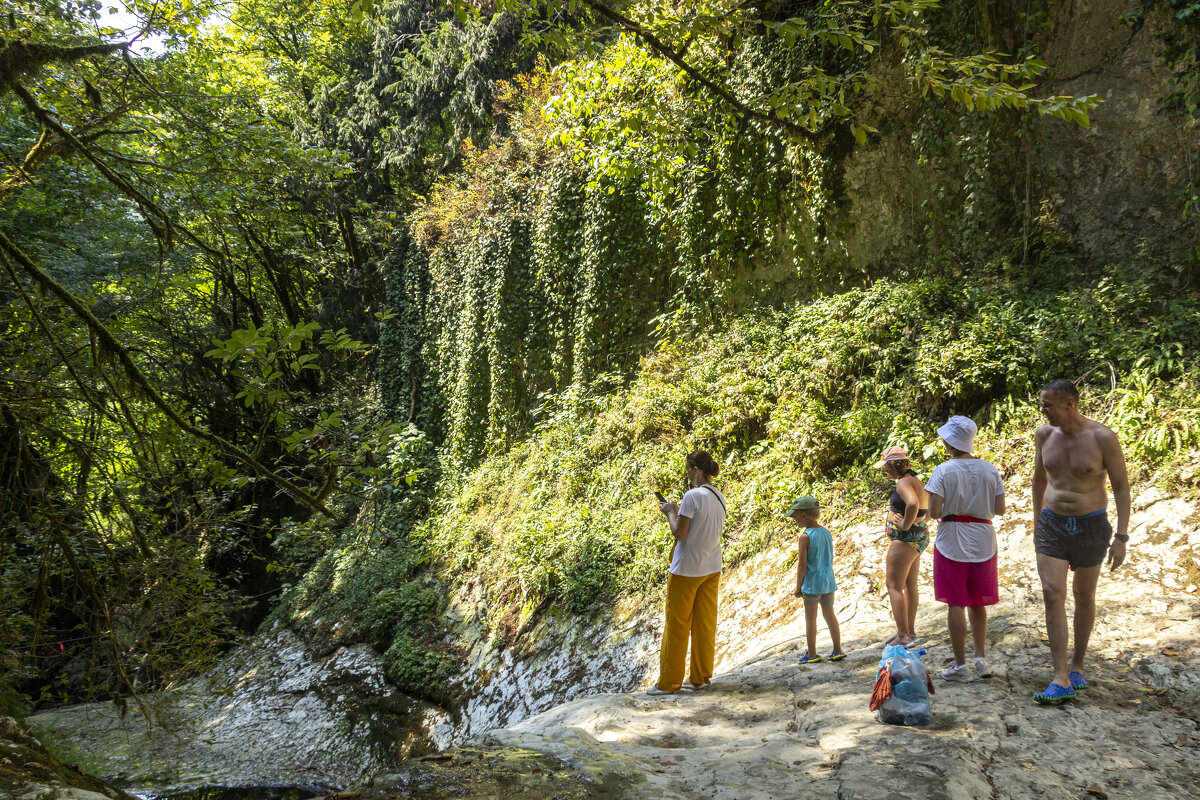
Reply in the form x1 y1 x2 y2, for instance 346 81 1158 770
933 547 998 607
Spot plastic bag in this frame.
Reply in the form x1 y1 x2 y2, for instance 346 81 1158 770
874 644 932 726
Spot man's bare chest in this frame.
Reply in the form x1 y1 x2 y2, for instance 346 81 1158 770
1044 434 1105 481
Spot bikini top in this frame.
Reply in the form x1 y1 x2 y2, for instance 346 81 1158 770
889 470 929 517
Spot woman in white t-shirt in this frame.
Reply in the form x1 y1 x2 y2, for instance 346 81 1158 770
925 416 1006 683
647 450 726 694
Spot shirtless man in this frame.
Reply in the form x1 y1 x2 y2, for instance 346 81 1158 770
1031 379 1130 704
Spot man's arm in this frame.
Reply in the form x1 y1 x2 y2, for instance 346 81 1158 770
794 534 809 597
1100 427 1131 569
1032 426 1049 517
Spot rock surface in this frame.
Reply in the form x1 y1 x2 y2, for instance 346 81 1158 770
837 0 1200 276
1 714 137 800
26 489 1200 799
27 625 421 792
442 488 1200 799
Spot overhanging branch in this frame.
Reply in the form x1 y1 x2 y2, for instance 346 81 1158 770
0 230 337 519
577 0 817 141
0 39 128 95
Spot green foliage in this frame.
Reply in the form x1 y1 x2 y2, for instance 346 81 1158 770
381 0 1112 482
1104 373 1200 465
480 0 1101 139
368 582 456 704
0 0 405 704
420 256 1200 615
383 634 456 704
1 0 1194 714
270 424 457 704
365 583 437 641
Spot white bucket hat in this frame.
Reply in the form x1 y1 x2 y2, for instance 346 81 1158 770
937 415 977 452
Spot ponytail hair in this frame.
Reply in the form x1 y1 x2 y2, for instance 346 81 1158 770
686 449 720 478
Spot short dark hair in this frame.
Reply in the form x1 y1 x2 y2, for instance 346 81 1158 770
686 449 720 477
1042 378 1079 399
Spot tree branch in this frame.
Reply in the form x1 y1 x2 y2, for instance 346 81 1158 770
0 40 128 95
577 0 816 141
0 230 336 519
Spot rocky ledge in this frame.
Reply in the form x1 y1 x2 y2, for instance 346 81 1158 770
1 714 136 800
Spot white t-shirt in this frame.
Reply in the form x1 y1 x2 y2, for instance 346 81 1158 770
670 485 726 577
925 458 1004 563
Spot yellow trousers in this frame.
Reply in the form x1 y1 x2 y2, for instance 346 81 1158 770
656 570 720 692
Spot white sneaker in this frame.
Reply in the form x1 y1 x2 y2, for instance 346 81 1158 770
941 664 971 682
973 657 992 678
682 680 708 691
644 685 671 695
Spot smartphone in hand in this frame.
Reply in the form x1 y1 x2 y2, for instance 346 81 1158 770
654 491 667 504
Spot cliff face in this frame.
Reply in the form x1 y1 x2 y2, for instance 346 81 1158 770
1039 0 1197 261
836 0 1199 276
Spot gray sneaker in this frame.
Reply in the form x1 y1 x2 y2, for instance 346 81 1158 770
681 680 708 691
973 658 992 678
941 664 972 682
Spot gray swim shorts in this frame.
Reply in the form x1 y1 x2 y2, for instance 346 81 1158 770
1034 508 1112 570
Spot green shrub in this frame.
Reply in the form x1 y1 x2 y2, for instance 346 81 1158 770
384 634 457 706
417 259 1200 617
365 584 441 644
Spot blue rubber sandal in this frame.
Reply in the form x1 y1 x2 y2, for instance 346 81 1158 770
1034 682 1076 705
828 652 847 661
1069 670 1088 691
798 651 823 664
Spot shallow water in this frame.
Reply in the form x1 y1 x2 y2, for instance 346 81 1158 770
129 746 636 800
134 787 322 800
367 745 636 799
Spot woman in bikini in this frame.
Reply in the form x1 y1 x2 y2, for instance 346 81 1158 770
876 446 929 646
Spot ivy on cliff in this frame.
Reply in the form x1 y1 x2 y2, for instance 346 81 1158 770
373 1 1109 481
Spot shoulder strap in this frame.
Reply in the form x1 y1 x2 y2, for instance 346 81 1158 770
701 484 726 513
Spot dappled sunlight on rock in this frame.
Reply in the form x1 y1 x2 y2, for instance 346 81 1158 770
21 490 1200 799
455 489 1200 798
27 625 421 792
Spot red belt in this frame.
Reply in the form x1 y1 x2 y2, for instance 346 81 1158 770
939 515 992 525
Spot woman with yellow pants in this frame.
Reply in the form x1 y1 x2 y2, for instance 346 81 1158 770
649 450 726 694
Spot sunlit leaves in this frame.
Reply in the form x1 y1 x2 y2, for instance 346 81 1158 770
470 0 1102 141
205 320 370 419
912 50 1101 123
